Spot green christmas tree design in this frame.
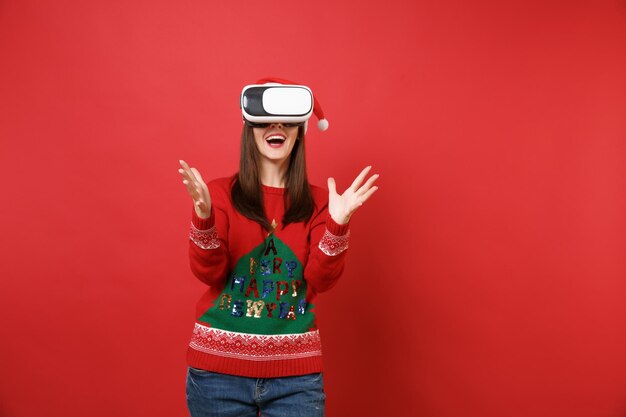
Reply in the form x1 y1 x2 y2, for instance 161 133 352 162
198 235 315 335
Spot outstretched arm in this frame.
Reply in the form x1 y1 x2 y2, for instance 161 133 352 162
304 166 380 293
178 160 230 287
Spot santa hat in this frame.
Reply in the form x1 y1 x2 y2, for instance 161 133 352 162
255 77 329 131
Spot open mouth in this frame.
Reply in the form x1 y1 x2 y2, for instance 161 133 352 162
265 134 286 148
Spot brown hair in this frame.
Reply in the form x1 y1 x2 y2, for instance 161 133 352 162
231 124 315 232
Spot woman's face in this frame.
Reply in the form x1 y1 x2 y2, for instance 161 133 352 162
252 122 299 164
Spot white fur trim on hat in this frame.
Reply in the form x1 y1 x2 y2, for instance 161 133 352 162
317 119 329 131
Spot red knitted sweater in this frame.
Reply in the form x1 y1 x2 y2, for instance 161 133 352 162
186 175 350 378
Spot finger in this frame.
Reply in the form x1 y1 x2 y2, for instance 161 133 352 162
179 160 200 183
349 166 372 192
178 168 194 184
190 167 204 184
356 174 380 195
182 179 202 201
188 167 206 195
327 177 337 196
359 186 379 204
179 159 191 171
179 160 193 179
345 187 378 217
178 166 199 186
188 168 209 196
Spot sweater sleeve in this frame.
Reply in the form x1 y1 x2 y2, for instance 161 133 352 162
188 181 230 287
303 198 351 294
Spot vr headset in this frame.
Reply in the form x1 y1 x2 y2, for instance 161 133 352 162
240 84 313 124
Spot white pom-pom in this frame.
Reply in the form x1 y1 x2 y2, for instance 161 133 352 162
317 119 329 131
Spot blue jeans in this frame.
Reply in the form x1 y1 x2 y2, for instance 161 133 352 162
186 367 326 417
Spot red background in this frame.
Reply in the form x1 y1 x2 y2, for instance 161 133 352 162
1 1 625 416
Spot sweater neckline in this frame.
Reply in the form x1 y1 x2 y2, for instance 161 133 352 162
261 184 285 195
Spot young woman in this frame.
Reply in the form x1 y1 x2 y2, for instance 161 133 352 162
178 79 379 417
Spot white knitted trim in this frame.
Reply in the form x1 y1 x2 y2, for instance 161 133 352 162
189 324 322 361
189 222 220 250
318 229 350 256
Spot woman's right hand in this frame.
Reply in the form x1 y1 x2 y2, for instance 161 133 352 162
178 160 212 219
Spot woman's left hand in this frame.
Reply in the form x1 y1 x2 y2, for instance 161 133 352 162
327 166 380 225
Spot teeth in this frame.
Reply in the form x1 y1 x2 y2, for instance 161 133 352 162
266 135 285 141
